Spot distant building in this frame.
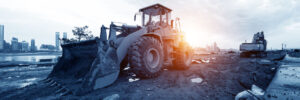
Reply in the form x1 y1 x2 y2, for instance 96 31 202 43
21 41 29 52
40 44 56 51
55 32 60 51
206 42 220 53
11 37 19 51
4 40 10 50
30 39 37 52
63 32 67 39
0 25 4 50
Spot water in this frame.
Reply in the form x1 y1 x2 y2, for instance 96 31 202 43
0 52 61 62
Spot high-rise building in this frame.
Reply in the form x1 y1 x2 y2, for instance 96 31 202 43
0 25 4 50
3 40 11 51
63 32 67 39
21 41 29 52
55 32 60 51
11 37 19 51
30 39 36 52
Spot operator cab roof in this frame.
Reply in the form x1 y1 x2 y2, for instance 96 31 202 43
139 4 172 16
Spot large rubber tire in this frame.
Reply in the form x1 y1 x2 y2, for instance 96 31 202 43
128 36 164 78
172 42 193 70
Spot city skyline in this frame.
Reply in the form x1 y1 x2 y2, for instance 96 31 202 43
0 24 67 51
0 24 68 52
1 25 68 49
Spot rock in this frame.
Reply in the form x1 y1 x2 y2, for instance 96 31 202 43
258 59 274 65
190 77 203 83
128 78 140 82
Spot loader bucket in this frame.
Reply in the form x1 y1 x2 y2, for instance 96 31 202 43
47 38 120 95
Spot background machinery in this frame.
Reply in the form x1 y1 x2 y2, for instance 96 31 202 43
46 4 193 95
240 31 267 57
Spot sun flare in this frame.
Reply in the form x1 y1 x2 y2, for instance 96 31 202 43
183 30 210 48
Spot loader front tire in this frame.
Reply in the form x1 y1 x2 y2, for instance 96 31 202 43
128 36 164 78
172 42 193 70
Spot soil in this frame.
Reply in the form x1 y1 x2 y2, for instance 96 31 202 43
0 53 279 100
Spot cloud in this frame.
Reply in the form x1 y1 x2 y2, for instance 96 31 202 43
0 0 299 49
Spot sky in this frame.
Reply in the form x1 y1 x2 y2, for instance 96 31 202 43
0 0 299 49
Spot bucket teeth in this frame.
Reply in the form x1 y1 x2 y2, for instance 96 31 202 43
59 88 72 96
50 82 57 87
40 78 74 96
43 78 51 83
46 80 54 86
52 84 73 96
55 87 65 94
54 84 61 88
41 78 49 82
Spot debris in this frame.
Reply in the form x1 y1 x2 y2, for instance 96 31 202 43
103 94 120 100
192 60 202 64
283 54 300 63
146 88 153 91
258 59 273 65
251 85 264 96
201 59 210 63
123 67 130 71
190 77 203 83
131 73 136 77
271 67 275 71
128 78 140 82
235 84 264 100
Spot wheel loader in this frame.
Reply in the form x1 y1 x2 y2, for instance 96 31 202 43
45 4 193 95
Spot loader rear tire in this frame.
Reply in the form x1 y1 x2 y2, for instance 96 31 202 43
128 36 164 78
172 42 193 70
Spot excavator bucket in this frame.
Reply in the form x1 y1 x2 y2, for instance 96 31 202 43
46 25 120 95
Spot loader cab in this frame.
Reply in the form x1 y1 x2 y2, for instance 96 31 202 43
139 4 172 27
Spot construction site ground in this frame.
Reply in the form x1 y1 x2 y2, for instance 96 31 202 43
0 52 279 100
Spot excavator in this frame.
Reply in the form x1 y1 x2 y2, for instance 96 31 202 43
240 31 267 57
44 4 193 95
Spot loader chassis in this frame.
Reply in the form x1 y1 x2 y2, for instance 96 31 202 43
47 4 192 95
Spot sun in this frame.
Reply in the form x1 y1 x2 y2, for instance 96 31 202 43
183 30 209 48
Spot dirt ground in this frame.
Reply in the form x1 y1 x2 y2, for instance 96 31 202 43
0 53 279 100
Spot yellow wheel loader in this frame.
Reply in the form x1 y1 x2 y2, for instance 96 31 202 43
45 4 193 95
